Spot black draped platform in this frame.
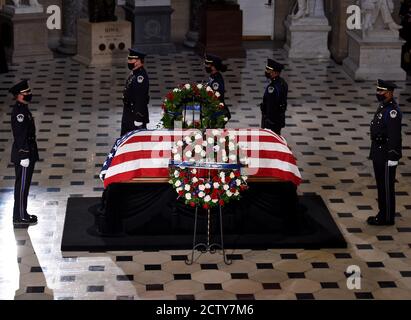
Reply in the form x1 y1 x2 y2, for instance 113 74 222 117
61 181 346 251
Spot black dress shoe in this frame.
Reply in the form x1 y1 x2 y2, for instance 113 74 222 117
13 215 38 227
367 216 394 226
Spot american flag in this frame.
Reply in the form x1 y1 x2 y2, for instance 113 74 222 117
100 129 302 188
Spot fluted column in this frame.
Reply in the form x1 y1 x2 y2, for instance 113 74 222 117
57 0 88 55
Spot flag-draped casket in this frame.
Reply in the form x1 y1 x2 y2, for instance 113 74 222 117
100 129 302 187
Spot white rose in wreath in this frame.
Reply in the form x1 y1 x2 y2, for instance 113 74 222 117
175 180 182 187
177 140 184 147
185 184 191 191
199 185 206 191
184 84 191 90
198 191 205 198
192 177 198 183
194 145 202 154
223 184 229 191
226 190 233 197
204 195 211 202
185 193 192 200
197 84 203 89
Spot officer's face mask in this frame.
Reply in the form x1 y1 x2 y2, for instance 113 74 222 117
128 62 136 70
376 91 386 102
23 93 33 103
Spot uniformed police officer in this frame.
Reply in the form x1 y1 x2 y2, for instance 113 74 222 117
9 80 39 227
204 53 231 126
260 59 288 136
367 80 402 226
121 48 150 136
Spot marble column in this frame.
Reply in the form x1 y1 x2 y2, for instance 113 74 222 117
57 0 88 55
183 0 206 48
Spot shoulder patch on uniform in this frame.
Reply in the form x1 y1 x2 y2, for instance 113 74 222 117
212 82 219 91
137 75 144 83
390 110 397 119
16 114 24 123
268 86 275 94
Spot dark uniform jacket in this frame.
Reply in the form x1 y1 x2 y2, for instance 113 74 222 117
122 66 150 124
11 102 39 164
370 99 402 161
207 72 231 121
261 76 288 129
0 38 8 73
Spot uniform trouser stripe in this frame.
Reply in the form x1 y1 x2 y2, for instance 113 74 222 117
385 162 390 222
20 166 27 219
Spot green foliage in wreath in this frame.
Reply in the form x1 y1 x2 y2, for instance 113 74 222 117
160 83 228 129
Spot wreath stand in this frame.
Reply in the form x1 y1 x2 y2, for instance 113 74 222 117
185 204 232 265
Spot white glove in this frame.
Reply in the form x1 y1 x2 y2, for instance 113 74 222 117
20 159 30 167
134 121 143 127
388 160 398 167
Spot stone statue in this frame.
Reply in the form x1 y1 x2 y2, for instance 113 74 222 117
88 0 117 23
292 0 308 20
359 0 401 34
8 0 41 6
292 0 325 20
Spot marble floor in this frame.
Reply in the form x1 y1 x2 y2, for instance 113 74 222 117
0 46 410 300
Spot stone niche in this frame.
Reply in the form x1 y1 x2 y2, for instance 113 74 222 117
73 18 131 66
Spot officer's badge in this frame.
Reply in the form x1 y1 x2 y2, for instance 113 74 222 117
212 82 219 91
268 86 275 94
390 110 397 119
377 113 382 120
16 114 24 123
137 76 144 83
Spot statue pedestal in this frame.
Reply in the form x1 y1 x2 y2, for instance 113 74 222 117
343 30 406 81
73 19 131 66
124 0 176 54
284 15 331 59
0 5 53 64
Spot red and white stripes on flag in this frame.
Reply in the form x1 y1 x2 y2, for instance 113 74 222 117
101 129 302 188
